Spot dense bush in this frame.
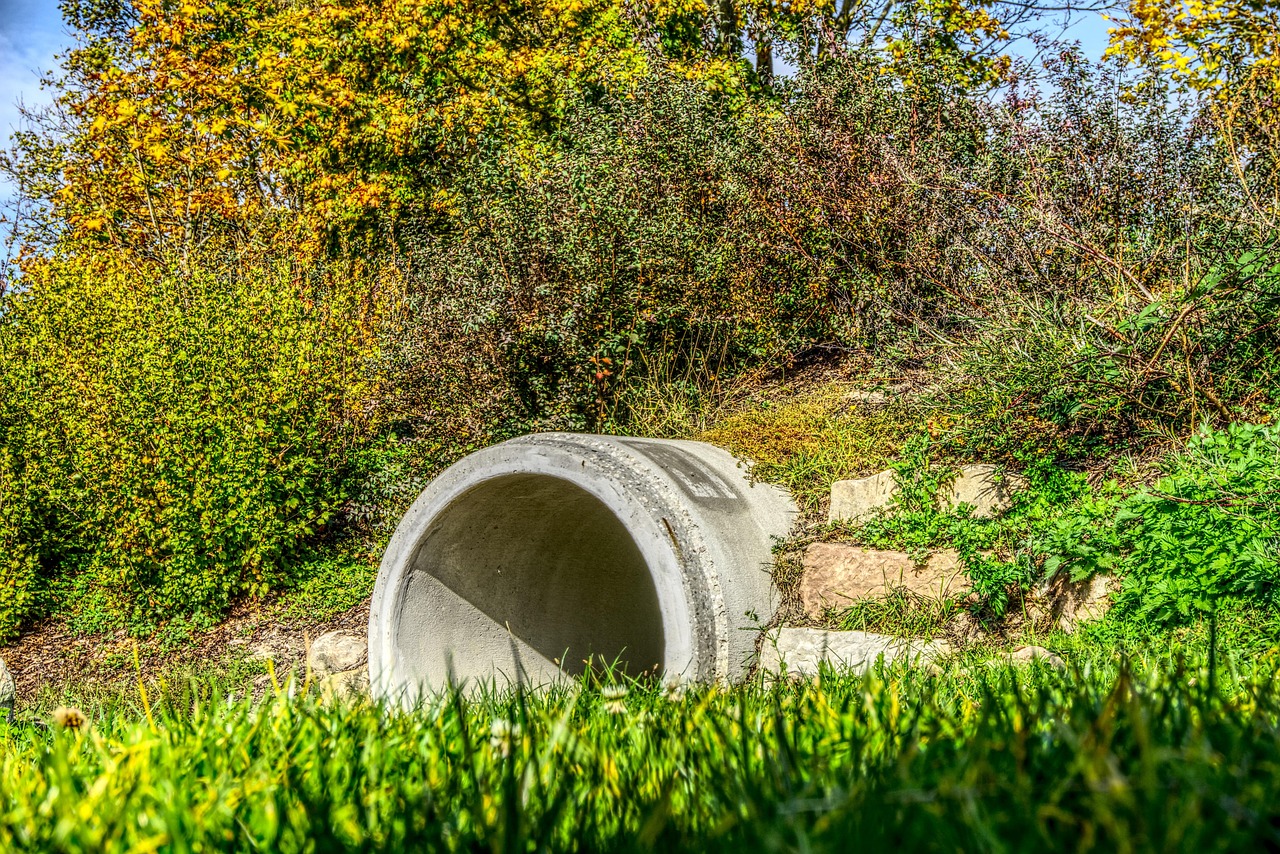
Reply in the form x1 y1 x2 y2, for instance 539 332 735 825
390 75 836 434
0 249 386 637
4 5 1280 637
386 56 1000 434
382 48 1278 444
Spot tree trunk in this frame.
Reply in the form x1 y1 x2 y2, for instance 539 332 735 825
718 0 741 59
757 34 774 85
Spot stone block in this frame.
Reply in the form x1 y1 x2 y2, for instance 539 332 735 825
1034 573 1115 633
0 657 13 721
308 631 367 677
759 628 947 679
320 668 370 700
800 542 967 619
828 469 898 523
944 464 1023 518
997 645 1067 670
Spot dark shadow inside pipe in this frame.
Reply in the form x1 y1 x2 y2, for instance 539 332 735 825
402 473 666 681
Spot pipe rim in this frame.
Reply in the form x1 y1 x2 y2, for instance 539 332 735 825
368 433 709 701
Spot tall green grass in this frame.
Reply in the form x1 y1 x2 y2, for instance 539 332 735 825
6 645 1280 851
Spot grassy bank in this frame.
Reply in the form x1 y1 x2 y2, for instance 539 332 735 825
5 624 1280 851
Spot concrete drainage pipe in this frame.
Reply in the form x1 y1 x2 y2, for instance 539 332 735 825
368 433 796 701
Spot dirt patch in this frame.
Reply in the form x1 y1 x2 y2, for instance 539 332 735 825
0 596 370 702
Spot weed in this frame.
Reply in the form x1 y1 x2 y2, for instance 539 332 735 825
697 380 920 512
834 587 957 638
1038 420 1280 627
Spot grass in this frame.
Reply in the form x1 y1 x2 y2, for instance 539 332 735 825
6 627 1280 851
279 549 380 623
695 381 920 513
833 587 959 638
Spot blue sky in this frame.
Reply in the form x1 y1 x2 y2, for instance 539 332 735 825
0 0 1115 210
2 0 69 191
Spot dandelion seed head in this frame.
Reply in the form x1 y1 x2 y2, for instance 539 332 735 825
601 684 628 715
52 706 88 731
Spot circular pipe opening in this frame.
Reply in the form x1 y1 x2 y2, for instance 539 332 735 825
393 472 666 688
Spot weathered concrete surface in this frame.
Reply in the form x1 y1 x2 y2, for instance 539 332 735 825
0 657 13 721
944 464 1023 518
800 543 966 619
369 434 797 703
759 628 947 679
828 470 897 524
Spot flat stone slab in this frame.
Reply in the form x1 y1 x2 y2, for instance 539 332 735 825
828 469 897 523
829 463 1024 524
759 628 948 679
996 645 1067 670
800 542 966 619
319 668 370 699
1032 573 1114 632
944 464 1022 518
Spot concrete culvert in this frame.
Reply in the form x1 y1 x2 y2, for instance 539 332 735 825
368 433 796 702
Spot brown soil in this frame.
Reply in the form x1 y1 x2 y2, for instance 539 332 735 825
0 597 369 702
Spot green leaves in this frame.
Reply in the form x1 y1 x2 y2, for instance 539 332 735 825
0 248 383 638
1038 421 1280 628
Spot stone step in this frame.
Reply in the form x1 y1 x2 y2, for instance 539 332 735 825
828 463 1024 524
800 542 966 619
307 630 368 678
1031 573 1115 633
759 628 947 680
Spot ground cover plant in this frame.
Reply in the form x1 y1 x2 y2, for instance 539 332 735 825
6 636 1280 851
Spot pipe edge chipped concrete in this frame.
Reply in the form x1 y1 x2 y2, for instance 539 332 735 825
368 433 797 703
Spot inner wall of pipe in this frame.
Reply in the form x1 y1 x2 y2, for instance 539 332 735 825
396 473 666 687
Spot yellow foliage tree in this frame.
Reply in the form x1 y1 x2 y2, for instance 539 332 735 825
5 0 1025 259
1108 0 1280 220
12 0 665 258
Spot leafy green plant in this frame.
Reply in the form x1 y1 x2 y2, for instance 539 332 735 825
845 437 1090 617
1040 420 1280 626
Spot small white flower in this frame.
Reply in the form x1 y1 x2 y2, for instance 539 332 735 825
601 684 629 715
489 719 521 757
663 679 687 701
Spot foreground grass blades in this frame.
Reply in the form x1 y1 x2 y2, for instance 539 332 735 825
5 649 1280 851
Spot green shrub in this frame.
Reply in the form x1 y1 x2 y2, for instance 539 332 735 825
1041 420 1280 626
0 249 384 637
